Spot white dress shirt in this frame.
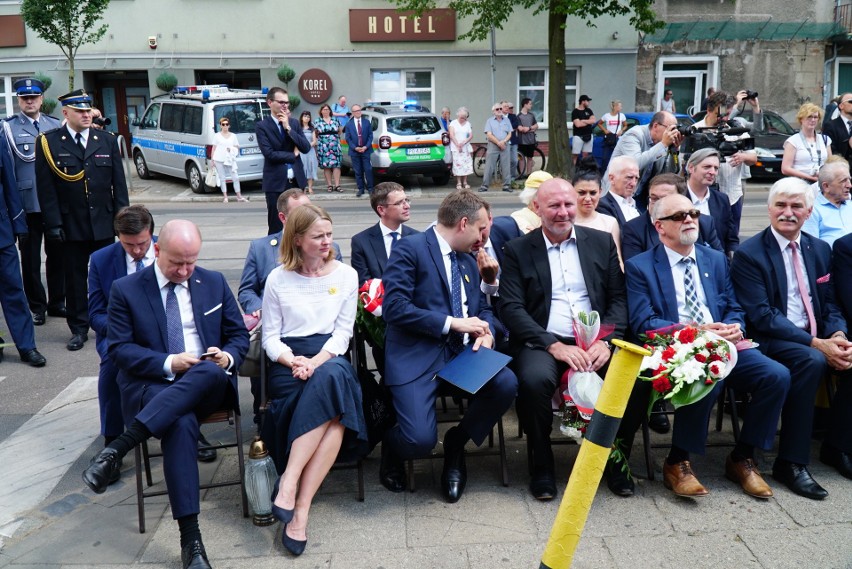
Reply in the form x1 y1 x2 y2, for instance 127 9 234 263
543 230 592 338
435 230 470 341
125 242 155 275
687 185 712 216
663 245 713 324
611 192 640 222
770 227 812 330
155 264 204 378
66 125 90 147
379 221 402 259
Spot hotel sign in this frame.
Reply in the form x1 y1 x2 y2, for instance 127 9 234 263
349 9 456 42
298 69 333 104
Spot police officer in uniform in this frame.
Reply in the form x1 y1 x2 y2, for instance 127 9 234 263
0 131 47 366
36 89 129 351
3 78 64 326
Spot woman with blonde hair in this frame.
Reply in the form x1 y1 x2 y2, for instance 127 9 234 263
261 204 366 556
449 106 474 189
781 102 832 183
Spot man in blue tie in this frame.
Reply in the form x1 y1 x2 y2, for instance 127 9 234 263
83 219 248 569
380 191 518 501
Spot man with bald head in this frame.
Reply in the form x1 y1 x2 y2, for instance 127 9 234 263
83 219 248 569
619 193 789 500
499 177 627 500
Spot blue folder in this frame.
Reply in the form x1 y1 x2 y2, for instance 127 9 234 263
436 345 513 394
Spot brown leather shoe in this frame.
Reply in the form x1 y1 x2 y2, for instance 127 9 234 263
725 454 773 499
663 460 709 497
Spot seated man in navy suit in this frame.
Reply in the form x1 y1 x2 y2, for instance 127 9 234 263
351 181 418 286
826 232 852 481
380 191 518 502
621 173 723 262
620 193 789 499
732 177 852 499
83 220 249 569
239 188 341 424
684 148 739 257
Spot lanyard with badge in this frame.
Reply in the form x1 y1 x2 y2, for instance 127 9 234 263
799 132 823 175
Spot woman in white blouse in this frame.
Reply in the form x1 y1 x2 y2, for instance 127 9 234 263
261 204 366 556
781 102 832 183
210 117 245 202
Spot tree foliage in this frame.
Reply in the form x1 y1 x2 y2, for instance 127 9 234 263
387 0 663 176
20 0 111 90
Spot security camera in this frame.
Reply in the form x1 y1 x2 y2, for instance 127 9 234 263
148 36 157 50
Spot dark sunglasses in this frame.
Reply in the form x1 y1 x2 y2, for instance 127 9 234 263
220 122 230 126
658 209 701 222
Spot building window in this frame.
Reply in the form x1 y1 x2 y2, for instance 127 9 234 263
656 56 719 115
371 70 434 110
0 74 32 119
518 67 579 129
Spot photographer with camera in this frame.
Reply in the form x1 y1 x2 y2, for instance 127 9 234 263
691 90 760 234
605 111 682 211
90 108 111 130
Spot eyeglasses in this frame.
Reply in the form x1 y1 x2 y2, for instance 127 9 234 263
220 122 230 126
805 115 820 120
273 99 289 105
386 198 411 207
658 209 701 222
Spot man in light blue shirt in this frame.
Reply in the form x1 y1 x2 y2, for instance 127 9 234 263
479 102 514 193
803 161 852 247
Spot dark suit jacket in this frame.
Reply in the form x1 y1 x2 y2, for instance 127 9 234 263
255 116 311 193
621 212 723 261
35 127 128 242
238 230 342 314
343 116 374 156
596 192 629 228
350 223 419 285
824 115 852 161
88 237 157 357
833 233 852 320
382 227 494 387
702 187 738 255
625 243 744 337
731 227 846 345
0 135 27 248
107 265 249 417
489 215 523 264
498 226 627 355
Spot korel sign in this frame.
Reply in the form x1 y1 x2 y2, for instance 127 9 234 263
298 69 333 104
349 9 456 42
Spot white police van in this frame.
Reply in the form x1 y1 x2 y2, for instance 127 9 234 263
131 85 270 193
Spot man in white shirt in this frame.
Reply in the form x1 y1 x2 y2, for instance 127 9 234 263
597 155 641 227
685 148 739 256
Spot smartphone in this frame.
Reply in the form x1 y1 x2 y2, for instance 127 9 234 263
200 351 217 360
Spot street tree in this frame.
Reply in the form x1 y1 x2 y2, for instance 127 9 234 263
20 0 111 90
386 0 662 176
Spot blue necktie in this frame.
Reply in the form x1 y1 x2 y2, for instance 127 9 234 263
33 120 39 133
448 252 465 354
166 282 185 354
389 231 399 253
135 259 145 273
681 257 706 324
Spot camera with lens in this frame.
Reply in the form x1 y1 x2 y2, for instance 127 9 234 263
93 116 111 127
744 90 759 100
681 120 755 157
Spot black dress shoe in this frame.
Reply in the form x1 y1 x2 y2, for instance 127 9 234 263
67 333 88 351
82 447 121 494
820 445 852 480
197 433 217 462
605 458 635 497
379 442 406 493
47 305 67 318
180 539 211 569
772 459 828 500
648 400 670 434
19 348 46 367
32 312 46 326
441 441 467 503
529 471 557 501
282 523 307 556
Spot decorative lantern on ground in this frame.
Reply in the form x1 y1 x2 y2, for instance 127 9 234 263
244 437 278 526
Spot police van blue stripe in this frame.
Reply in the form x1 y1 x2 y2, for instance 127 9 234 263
134 136 206 158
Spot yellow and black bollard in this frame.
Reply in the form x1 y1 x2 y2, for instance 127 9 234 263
540 339 650 569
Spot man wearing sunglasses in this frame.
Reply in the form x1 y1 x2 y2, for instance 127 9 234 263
3 77 64 327
256 87 311 235
618 193 788 500
822 92 852 162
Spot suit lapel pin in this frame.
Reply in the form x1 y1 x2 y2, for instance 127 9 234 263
61 135 66 140
270 239 278 246
93 135 98 140
464 274 470 283
328 286 338 295
704 272 709 278
195 278 201 284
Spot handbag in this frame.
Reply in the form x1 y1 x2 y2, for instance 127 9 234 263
239 323 263 377
581 133 592 142
359 368 396 452
204 167 218 187
603 132 618 147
